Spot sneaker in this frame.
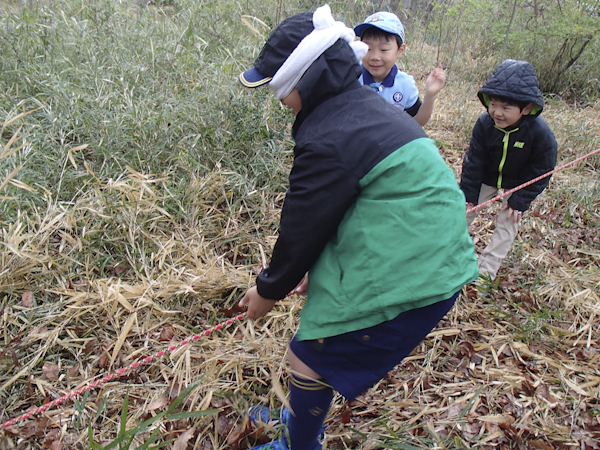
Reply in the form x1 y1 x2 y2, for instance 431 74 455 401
247 405 291 427
247 437 321 450
246 405 325 448
247 438 290 450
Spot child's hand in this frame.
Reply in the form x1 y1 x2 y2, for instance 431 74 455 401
502 204 523 224
291 273 309 296
239 286 276 319
425 63 446 97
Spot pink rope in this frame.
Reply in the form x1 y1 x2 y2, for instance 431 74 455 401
0 312 247 430
466 147 600 214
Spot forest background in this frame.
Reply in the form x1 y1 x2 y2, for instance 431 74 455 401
0 0 599 449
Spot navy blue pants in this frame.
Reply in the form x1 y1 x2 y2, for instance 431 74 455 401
289 292 458 400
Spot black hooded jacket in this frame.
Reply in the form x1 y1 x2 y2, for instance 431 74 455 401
256 39 428 300
460 59 558 212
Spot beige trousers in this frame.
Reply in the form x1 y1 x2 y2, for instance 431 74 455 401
467 184 520 278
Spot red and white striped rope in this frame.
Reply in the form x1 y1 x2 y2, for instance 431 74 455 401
466 147 600 214
0 312 247 430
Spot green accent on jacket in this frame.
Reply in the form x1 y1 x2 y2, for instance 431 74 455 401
494 126 520 189
297 138 479 340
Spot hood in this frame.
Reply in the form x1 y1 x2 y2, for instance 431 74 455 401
478 59 544 116
292 39 362 133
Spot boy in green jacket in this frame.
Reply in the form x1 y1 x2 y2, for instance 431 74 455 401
238 5 478 450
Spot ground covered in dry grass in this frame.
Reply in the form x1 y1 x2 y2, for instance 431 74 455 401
1 61 600 450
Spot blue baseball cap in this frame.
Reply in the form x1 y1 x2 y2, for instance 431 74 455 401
354 11 405 43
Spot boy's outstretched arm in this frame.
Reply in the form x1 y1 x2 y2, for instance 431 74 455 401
239 273 308 320
414 63 445 127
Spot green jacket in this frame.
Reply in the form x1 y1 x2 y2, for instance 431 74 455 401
255 40 478 340
298 137 478 339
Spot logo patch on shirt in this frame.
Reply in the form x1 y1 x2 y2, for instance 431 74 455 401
393 92 403 102
514 141 525 148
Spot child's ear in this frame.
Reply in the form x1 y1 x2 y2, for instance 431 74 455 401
522 103 534 115
397 43 406 57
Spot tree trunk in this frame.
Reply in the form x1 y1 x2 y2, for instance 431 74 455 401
501 0 519 62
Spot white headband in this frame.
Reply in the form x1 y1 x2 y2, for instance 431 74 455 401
269 4 368 100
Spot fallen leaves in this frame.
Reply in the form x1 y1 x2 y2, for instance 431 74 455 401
172 428 195 450
218 304 245 318
67 364 79 378
147 396 170 412
160 324 176 341
47 439 63 450
21 290 34 308
0 139 598 450
41 362 59 381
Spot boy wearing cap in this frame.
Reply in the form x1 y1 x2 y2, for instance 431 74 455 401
460 59 557 280
354 11 445 126
237 5 478 450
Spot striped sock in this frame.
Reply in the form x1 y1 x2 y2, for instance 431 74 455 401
288 374 332 450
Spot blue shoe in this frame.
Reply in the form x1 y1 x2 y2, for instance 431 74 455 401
247 438 322 450
246 405 325 449
247 405 291 427
247 438 290 450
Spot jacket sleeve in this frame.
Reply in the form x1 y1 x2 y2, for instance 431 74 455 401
460 115 487 204
508 121 558 212
256 144 360 300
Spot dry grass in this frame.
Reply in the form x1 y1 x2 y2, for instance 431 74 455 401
1 53 600 450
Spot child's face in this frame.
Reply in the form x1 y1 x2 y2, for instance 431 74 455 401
361 36 405 83
280 89 302 115
488 99 533 129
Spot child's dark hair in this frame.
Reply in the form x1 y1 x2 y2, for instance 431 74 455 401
360 26 403 48
489 95 530 111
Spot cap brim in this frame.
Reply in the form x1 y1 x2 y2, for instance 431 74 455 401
354 22 403 42
353 23 371 37
239 68 272 88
